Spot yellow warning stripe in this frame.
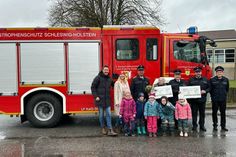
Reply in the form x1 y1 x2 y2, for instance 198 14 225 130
20 84 66 87
67 111 98 114
67 110 115 114
4 27 157 31
134 27 159 30
102 27 159 31
4 27 101 31
48 27 101 31
0 111 114 115
163 36 167 76
165 35 192 39
0 111 20 115
7 28 35 30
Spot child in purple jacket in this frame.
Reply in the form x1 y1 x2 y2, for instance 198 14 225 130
120 91 136 136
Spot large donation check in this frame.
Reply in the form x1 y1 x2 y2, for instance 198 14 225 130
179 86 201 99
153 85 173 99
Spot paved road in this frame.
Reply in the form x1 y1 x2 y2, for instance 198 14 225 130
0 109 236 157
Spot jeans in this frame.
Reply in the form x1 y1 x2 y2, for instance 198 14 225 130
115 116 123 127
124 120 135 134
98 106 112 129
178 119 188 132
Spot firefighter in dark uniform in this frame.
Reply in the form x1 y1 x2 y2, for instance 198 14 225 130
210 66 229 132
130 65 150 101
188 66 210 132
169 69 186 106
169 69 186 129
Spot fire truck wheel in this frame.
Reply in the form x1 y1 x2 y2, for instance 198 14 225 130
25 93 63 128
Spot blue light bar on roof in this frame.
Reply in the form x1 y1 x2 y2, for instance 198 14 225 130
187 26 198 34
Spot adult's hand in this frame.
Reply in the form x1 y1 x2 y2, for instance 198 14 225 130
201 90 206 94
96 97 100 101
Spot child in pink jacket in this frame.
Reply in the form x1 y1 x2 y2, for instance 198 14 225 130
175 94 192 137
119 91 136 136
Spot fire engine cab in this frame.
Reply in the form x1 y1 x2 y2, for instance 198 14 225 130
0 25 216 127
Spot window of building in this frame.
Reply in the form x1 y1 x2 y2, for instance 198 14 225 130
215 50 224 63
206 48 235 63
116 39 139 60
146 38 158 60
206 49 213 63
225 49 235 62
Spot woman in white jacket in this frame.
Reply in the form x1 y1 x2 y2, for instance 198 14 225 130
114 72 130 132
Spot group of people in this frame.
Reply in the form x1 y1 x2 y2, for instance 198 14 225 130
91 64 229 137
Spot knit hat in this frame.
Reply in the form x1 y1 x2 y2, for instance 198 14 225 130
149 93 155 98
138 92 144 98
178 94 185 100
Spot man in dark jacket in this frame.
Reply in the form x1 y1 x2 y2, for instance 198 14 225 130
169 69 186 106
169 69 185 129
130 65 150 101
210 66 229 131
188 66 210 132
91 65 117 136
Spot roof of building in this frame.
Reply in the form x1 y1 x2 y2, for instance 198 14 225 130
199 29 236 40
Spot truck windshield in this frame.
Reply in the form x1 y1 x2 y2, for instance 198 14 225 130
173 41 201 63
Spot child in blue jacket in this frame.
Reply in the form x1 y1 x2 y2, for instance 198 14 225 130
144 93 162 137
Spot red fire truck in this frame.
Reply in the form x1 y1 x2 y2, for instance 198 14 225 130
0 25 215 127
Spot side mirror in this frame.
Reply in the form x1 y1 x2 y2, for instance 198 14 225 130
200 53 208 65
209 41 217 47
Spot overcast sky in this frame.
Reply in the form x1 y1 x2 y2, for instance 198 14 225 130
162 0 236 32
0 0 235 33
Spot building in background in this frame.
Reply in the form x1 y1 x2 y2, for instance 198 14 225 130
199 29 236 80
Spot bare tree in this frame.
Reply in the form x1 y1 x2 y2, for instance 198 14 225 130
49 0 164 27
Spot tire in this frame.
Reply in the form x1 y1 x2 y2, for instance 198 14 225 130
25 93 63 128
